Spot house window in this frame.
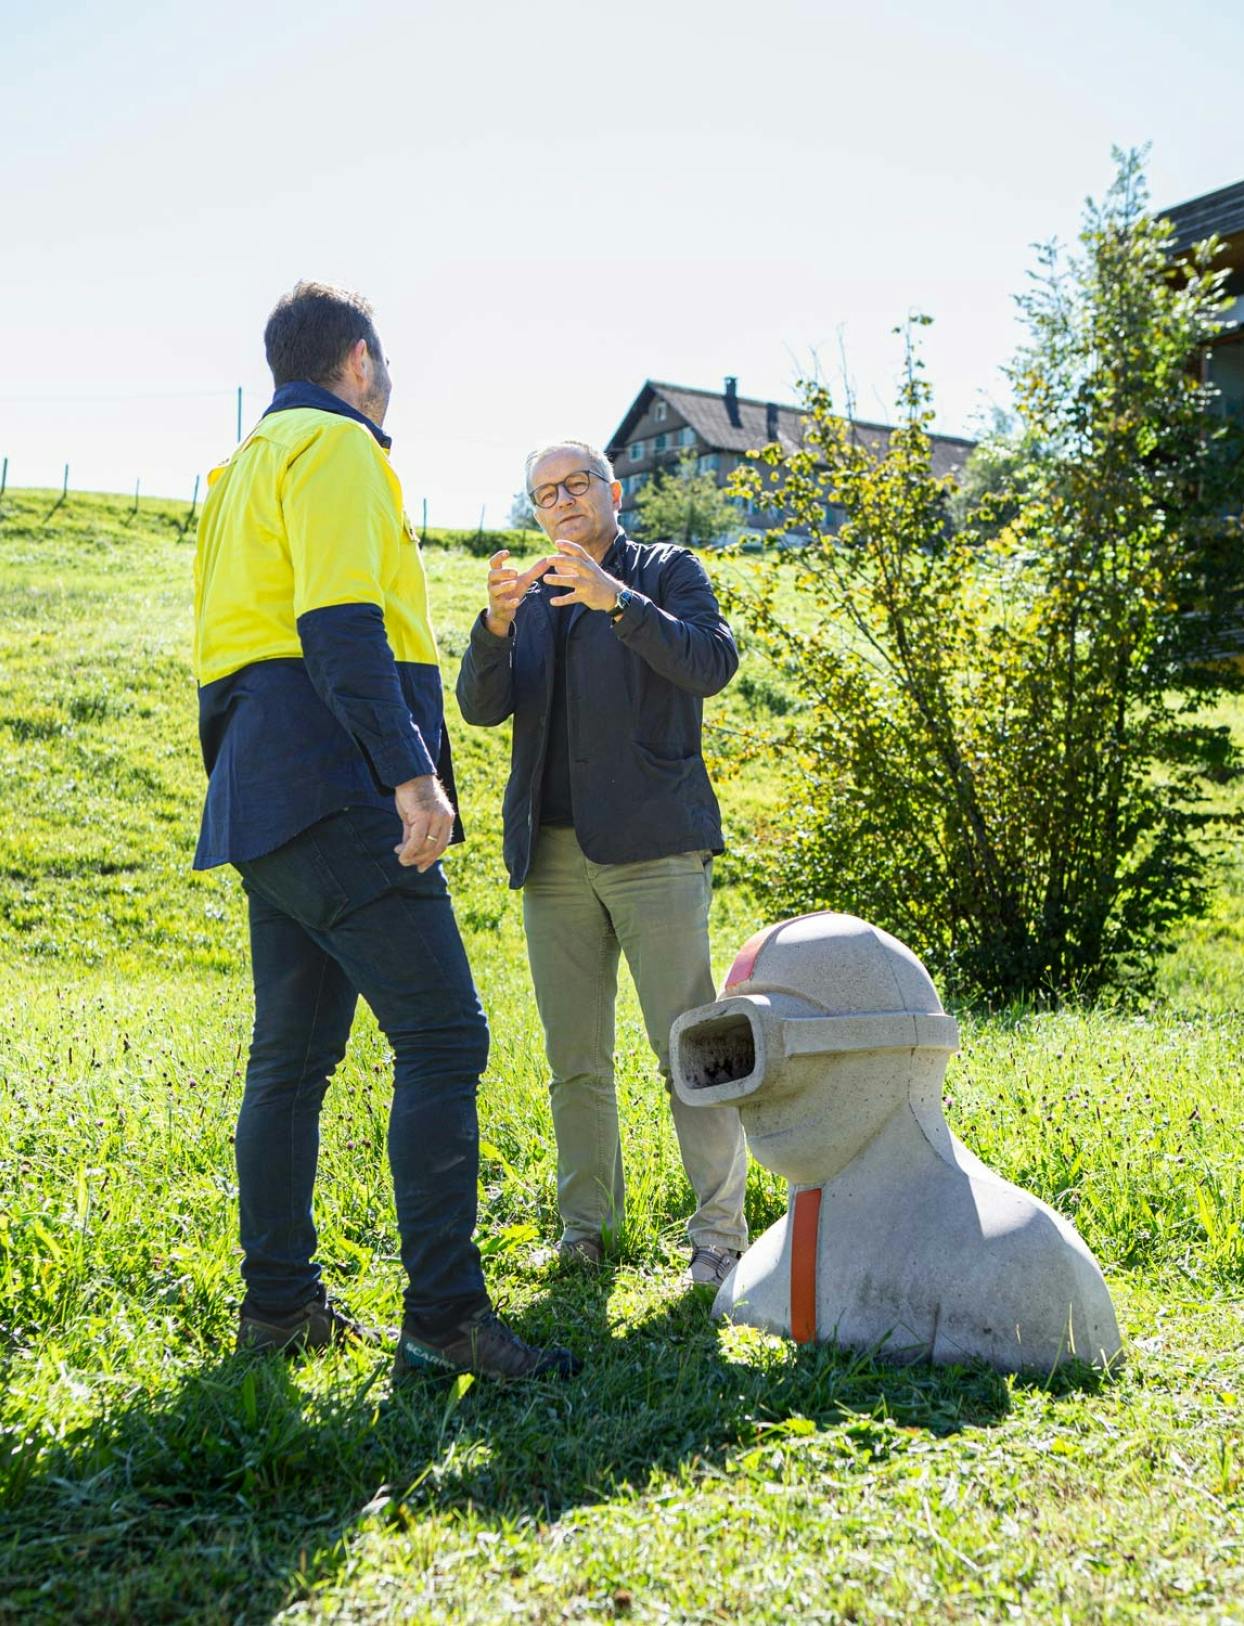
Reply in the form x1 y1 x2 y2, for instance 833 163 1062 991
680 427 696 447
629 441 643 461
698 453 719 474
654 433 667 451
654 402 668 422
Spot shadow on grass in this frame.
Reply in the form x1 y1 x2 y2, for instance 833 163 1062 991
0 1278 1108 1621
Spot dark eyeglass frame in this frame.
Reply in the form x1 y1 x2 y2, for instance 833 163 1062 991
527 468 610 509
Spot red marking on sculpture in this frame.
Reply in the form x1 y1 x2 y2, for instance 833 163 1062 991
724 925 774 990
790 1186 822 1344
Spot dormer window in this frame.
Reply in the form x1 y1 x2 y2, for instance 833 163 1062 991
654 402 668 423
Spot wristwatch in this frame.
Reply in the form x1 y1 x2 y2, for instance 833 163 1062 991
608 587 634 622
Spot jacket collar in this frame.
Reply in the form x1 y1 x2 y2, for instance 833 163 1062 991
262 380 392 450
600 528 628 571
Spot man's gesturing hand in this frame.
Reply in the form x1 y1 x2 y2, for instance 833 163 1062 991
545 540 623 612
393 775 455 871
485 549 552 638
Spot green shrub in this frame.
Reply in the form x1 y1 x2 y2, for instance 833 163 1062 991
725 151 1243 1002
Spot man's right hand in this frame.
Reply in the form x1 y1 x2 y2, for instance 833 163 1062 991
485 549 552 638
394 775 456 871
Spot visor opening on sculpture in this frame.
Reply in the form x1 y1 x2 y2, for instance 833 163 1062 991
679 1013 757 1090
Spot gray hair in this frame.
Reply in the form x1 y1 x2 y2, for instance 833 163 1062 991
524 439 616 491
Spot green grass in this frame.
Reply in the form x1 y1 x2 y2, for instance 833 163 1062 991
0 487 1241 1622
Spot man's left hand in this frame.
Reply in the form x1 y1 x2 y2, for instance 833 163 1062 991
545 541 623 613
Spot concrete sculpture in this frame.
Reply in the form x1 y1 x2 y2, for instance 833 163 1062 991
670 912 1122 1373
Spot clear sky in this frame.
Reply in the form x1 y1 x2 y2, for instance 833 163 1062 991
2 0 1240 524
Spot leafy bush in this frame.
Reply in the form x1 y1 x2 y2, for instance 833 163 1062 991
634 453 742 546
726 152 1244 1002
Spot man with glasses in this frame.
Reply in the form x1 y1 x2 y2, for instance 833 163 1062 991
457 441 749 1288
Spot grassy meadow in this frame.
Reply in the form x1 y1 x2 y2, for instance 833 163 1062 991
0 486 1240 1623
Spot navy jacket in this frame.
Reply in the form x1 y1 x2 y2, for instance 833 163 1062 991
192 382 459 869
456 533 737 888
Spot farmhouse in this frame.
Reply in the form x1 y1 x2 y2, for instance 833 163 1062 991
1161 177 1244 422
1160 178 1244 658
605 378 976 539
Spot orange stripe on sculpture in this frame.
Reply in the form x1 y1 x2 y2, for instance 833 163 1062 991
724 924 775 990
789 1187 822 1344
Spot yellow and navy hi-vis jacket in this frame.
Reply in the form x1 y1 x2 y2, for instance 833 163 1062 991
192 381 454 869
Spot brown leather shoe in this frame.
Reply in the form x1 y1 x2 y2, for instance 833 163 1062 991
393 1308 581 1382
236 1294 380 1355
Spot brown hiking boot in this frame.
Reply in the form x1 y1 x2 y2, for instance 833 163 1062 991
236 1294 380 1355
393 1308 582 1383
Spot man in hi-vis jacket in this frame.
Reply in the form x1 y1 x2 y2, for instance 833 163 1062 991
456 440 748 1287
192 282 576 1380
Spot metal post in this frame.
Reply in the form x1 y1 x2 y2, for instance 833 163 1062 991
421 496 428 539
236 386 243 443
0 456 7 501
132 477 140 515
180 473 202 538
43 463 69 523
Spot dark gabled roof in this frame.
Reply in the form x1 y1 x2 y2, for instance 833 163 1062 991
1160 180 1244 254
607 380 976 481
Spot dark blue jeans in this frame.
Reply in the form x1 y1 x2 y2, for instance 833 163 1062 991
233 805 491 1336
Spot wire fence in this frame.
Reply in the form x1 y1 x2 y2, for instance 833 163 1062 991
0 382 247 532
0 457 205 533
0 457 525 553
0 383 549 541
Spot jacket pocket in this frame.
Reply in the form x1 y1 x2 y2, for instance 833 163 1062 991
634 740 697 767
630 743 714 813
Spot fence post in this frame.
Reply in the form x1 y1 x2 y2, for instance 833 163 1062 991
421 496 428 539
43 464 69 524
236 387 243 443
0 456 7 501
181 473 201 537
131 477 140 517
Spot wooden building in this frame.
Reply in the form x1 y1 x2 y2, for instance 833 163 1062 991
1161 179 1244 424
605 378 976 539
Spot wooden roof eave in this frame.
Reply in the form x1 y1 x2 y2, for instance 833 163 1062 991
605 381 663 459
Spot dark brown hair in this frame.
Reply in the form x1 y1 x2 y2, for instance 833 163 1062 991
263 281 381 387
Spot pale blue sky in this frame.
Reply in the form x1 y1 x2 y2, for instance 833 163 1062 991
2 0 1239 524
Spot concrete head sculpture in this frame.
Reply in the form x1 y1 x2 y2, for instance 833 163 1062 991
671 912 1122 1374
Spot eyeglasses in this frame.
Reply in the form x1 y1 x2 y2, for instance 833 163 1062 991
528 469 609 509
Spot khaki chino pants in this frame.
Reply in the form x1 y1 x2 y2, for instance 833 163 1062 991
522 825 749 1253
